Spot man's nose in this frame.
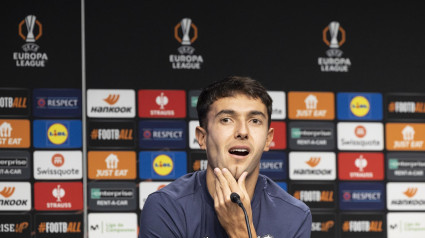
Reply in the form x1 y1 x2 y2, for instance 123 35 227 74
235 121 248 139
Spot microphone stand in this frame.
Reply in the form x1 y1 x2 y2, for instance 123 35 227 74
230 193 252 238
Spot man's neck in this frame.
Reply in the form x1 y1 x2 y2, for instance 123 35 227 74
206 166 259 201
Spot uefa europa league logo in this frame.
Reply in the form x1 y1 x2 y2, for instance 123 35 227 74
25 15 37 42
181 18 192 45
19 15 42 52
323 21 345 57
175 18 198 54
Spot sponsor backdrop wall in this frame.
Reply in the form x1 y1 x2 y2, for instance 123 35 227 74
2 1 425 238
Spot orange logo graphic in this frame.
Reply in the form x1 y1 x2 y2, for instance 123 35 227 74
174 19 198 44
355 125 366 138
19 15 42 42
88 151 136 179
288 92 334 120
103 94 120 105
0 187 15 198
321 221 334 232
386 123 425 151
323 23 345 47
404 187 418 198
51 154 65 167
15 222 29 233
306 157 321 167
0 120 30 148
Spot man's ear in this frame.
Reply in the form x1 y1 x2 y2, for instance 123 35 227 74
263 127 274 151
195 126 207 150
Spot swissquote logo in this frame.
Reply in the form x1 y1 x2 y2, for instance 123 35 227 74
88 151 136 179
289 152 335 180
338 153 384 180
0 182 31 210
34 182 83 211
34 151 82 180
13 15 48 67
387 182 425 210
318 21 351 72
169 18 203 69
87 89 135 118
138 90 186 118
386 123 425 151
337 122 383 151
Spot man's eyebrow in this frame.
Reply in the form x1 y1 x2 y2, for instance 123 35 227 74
215 110 236 118
248 110 267 118
215 110 266 118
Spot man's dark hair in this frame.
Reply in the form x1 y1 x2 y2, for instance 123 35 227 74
197 76 273 129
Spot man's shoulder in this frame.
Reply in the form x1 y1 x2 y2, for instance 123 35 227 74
150 171 204 201
258 174 310 214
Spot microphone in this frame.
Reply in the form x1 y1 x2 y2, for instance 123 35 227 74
230 192 252 238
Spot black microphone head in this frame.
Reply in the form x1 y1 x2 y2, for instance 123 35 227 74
230 192 240 204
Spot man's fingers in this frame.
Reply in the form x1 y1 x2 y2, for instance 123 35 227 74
215 179 225 205
238 171 250 199
214 168 232 196
221 168 240 193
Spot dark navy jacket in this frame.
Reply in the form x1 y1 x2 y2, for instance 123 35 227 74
140 170 311 238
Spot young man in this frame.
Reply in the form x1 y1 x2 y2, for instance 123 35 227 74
140 76 312 238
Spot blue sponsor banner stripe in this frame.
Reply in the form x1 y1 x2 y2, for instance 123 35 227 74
260 151 287 180
139 120 187 149
33 120 82 148
33 88 82 118
337 93 383 120
139 151 187 180
339 182 385 210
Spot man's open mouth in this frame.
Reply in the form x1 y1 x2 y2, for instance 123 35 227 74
229 148 250 156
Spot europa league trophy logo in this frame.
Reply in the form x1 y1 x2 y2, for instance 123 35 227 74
175 18 198 54
181 18 192 45
323 21 345 57
25 15 36 42
19 15 42 52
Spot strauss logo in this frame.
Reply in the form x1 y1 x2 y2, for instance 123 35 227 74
52 185 65 202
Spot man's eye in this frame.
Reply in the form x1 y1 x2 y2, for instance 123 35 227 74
221 118 231 123
251 119 262 124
